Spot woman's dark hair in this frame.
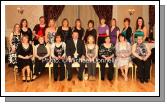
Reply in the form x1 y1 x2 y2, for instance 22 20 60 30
88 20 94 27
124 18 130 25
104 36 110 42
39 16 45 20
20 18 28 28
99 17 106 24
136 17 145 30
118 33 126 41
21 35 29 42
87 35 95 44
110 18 117 27
75 18 82 27
62 18 69 27
55 34 62 42
38 36 44 41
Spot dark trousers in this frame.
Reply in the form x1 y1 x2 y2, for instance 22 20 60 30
100 60 114 80
87 62 96 77
53 60 65 81
66 58 85 80
132 57 151 81
34 58 46 75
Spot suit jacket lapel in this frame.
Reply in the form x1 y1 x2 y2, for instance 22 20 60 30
72 40 76 52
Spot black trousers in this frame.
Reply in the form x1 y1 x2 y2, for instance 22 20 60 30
53 60 65 81
100 60 114 80
66 58 85 80
34 58 47 75
132 57 151 81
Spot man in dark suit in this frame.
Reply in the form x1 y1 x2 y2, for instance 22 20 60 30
66 31 86 81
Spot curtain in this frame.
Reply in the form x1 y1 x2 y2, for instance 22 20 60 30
43 5 65 25
92 5 113 26
149 5 155 32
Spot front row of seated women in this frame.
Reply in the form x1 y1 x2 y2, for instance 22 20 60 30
15 30 151 83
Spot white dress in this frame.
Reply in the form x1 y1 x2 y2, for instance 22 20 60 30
114 42 131 68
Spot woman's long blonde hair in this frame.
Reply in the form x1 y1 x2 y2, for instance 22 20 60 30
48 19 56 28
87 35 95 44
13 23 20 33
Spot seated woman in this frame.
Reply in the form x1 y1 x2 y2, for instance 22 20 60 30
115 34 131 81
51 34 66 81
8 23 22 67
85 35 98 80
132 36 151 83
17 35 33 82
32 36 50 80
99 36 115 81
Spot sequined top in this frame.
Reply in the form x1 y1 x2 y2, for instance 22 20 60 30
99 43 115 58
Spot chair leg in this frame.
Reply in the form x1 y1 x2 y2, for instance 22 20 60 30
132 67 134 80
14 67 17 82
150 64 152 80
30 70 33 81
49 67 51 83
134 65 137 80
83 69 85 80
115 67 118 80
98 67 101 80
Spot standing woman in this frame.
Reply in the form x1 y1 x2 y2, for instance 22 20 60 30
17 35 33 82
132 36 151 83
72 19 85 40
20 19 33 43
115 34 131 81
32 36 50 80
51 34 66 81
57 18 72 42
97 17 109 47
121 18 132 44
99 36 115 81
85 35 98 80
134 17 147 43
109 18 120 46
84 20 97 43
45 19 57 45
33 16 46 45
8 23 22 66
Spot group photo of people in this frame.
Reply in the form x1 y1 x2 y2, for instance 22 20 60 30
5 5 155 92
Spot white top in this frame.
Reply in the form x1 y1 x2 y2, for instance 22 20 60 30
51 42 66 58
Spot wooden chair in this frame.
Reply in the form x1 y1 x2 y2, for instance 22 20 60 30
45 62 67 83
114 62 135 80
13 65 33 82
83 62 101 80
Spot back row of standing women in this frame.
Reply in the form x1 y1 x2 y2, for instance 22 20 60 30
10 16 147 46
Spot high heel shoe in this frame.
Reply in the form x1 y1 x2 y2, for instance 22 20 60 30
27 76 31 82
22 76 26 82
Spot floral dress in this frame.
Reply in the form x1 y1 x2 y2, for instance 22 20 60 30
48 31 56 44
8 33 21 65
114 42 131 68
